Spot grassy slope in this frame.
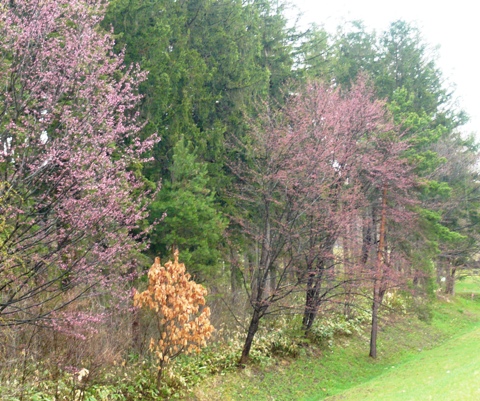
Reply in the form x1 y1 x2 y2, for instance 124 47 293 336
190 279 480 401
319 278 480 401
323 326 480 401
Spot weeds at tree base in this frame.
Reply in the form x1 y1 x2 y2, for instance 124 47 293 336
2 286 479 400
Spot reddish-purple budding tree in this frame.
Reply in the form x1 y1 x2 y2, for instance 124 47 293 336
282 79 399 332
232 77 415 364
0 0 156 328
358 132 416 358
291 80 417 358
231 101 307 365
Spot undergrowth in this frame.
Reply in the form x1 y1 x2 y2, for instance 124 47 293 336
2 285 479 400
190 289 480 401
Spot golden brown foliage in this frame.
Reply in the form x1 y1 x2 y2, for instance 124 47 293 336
134 251 214 380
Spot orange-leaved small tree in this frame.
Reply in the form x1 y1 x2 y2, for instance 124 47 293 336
134 250 214 384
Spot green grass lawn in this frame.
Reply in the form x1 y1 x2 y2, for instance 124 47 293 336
323 326 480 401
456 274 480 294
317 278 480 401
190 282 480 401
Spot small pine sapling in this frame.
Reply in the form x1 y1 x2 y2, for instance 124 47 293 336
134 251 214 385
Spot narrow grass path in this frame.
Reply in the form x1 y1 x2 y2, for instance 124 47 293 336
323 325 480 401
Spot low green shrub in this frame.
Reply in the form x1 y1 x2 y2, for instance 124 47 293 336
308 311 370 348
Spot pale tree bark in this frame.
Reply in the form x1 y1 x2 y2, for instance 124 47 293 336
445 262 457 296
370 184 388 359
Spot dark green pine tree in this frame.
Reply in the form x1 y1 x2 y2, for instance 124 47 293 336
375 22 472 294
293 23 331 81
148 138 227 280
104 0 297 277
429 133 480 294
104 0 295 181
329 20 379 88
103 0 214 182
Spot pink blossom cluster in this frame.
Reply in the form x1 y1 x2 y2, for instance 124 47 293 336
0 0 157 327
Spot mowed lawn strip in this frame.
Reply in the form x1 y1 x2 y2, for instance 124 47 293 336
321 321 480 401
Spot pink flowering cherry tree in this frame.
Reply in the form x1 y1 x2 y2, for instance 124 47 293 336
0 0 156 328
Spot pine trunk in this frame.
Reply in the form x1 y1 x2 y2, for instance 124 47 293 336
369 281 380 358
446 265 456 295
370 184 388 359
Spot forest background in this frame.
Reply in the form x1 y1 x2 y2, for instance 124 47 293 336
1 0 479 399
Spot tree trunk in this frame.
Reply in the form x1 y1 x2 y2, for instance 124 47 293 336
268 264 277 297
156 359 166 388
302 274 317 331
343 283 353 319
370 184 387 359
239 307 263 365
132 307 141 352
362 214 373 265
229 248 241 302
249 257 259 305
445 265 456 295
302 259 327 332
241 205 272 365
130 261 141 352
343 234 353 318
302 238 335 332
369 280 380 358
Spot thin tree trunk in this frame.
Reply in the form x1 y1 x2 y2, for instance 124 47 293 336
370 184 387 359
302 265 326 332
302 273 317 331
249 257 258 305
343 233 353 318
130 261 141 352
230 248 240 302
239 307 263 365
302 238 335 332
156 360 166 388
303 302 318 332
132 307 140 352
268 264 277 297
446 265 456 295
369 280 380 358
362 214 373 264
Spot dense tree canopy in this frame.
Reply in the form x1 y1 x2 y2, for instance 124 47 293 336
0 0 155 326
1 0 479 397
